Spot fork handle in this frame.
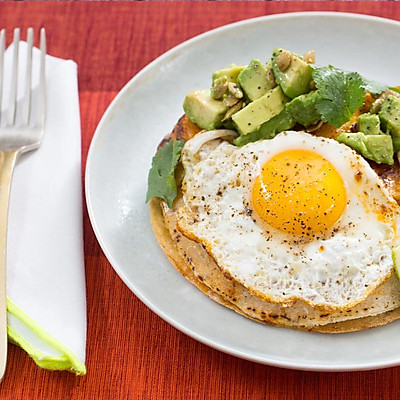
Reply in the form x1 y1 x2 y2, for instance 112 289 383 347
0 150 19 382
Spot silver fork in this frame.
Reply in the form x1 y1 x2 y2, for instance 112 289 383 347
0 27 46 382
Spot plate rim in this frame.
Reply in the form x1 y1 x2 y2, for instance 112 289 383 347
85 11 400 372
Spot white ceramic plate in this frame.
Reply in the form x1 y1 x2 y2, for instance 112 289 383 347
85 12 400 371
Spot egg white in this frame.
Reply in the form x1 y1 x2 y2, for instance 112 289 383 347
177 131 400 310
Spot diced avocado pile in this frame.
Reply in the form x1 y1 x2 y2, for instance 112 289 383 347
183 48 311 137
337 100 399 166
182 48 400 165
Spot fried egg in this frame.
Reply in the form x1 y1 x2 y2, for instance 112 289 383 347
177 130 400 311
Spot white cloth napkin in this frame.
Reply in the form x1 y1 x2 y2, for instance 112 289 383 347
4 42 86 374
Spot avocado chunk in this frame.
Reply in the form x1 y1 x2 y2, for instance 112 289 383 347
234 109 295 146
271 48 313 99
212 64 244 84
183 89 229 131
379 95 400 151
337 132 394 165
237 59 275 101
285 90 321 127
357 113 382 135
232 86 288 135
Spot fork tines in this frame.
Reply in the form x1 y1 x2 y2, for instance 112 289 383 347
0 27 46 128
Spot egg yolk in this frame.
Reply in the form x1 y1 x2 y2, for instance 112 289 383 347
252 150 346 236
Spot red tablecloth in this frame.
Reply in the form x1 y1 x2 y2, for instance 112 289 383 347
1 2 400 399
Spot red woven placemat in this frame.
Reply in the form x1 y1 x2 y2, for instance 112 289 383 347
0 2 399 399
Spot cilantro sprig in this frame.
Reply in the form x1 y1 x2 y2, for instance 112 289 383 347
312 66 388 128
312 66 365 128
146 139 185 208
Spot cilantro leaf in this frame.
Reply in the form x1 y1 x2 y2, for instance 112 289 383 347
146 139 185 208
313 66 366 128
362 78 388 96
